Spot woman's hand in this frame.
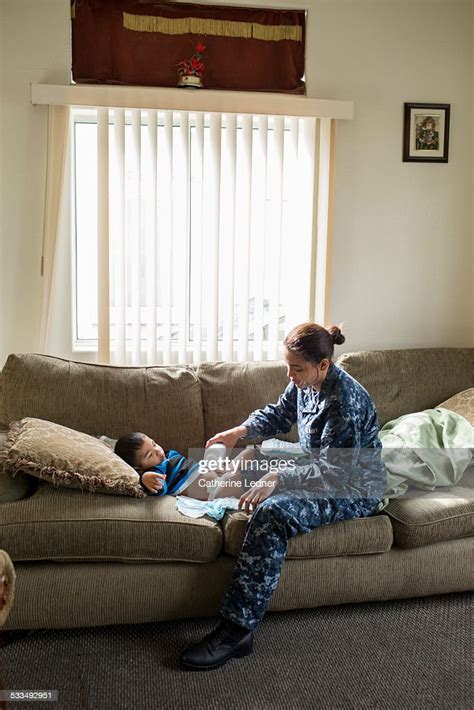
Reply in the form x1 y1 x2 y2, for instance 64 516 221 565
206 425 247 450
141 471 166 494
238 471 279 513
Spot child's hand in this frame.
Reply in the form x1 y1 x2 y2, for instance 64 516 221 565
141 471 166 494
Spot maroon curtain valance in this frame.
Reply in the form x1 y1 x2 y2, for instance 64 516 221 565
71 0 306 94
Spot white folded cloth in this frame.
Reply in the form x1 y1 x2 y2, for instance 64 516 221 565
176 496 241 520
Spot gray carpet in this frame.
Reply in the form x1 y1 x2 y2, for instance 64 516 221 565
1 592 472 710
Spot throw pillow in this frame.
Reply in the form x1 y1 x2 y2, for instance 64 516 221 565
0 418 146 498
437 388 474 427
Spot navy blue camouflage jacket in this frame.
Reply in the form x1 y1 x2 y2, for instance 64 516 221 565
241 362 387 500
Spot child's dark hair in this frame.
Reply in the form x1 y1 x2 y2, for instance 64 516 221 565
284 322 345 364
114 432 146 468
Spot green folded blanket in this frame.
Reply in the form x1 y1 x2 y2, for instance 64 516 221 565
379 407 474 504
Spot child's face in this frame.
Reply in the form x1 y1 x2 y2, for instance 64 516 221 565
136 435 165 470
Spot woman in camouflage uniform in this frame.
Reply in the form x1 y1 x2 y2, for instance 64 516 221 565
181 322 387 671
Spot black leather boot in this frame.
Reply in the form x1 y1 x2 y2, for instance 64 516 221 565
181 620 254 671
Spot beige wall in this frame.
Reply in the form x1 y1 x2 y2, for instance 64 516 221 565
0 0 472 367
0 0 3 363
1 0 70 367
318 0 473 351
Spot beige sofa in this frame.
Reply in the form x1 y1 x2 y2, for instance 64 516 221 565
0 348 473 631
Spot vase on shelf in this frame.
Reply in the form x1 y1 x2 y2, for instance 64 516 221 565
177 74 204 89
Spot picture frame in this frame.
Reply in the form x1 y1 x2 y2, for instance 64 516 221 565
403 103 450 163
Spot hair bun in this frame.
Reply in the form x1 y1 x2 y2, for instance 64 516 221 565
327 325 345 346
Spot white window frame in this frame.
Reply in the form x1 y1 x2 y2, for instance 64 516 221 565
32 84 353 364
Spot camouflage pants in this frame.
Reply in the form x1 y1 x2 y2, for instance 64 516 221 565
219 491 382 630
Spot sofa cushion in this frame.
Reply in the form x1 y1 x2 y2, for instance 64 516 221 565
337 348 474 426
197 361 297 444
438 388 474 426
0 481 222 563
222 509 393 558
0 429 38 503
0 468 38 504
0 418 146 498
1 354 205 454
384 476 474 548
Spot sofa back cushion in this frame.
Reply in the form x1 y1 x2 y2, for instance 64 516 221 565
1 354 205 453
337 348 474 426
197 361 297 443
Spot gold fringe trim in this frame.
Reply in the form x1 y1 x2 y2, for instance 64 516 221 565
123 12 303 42
71 1 75 20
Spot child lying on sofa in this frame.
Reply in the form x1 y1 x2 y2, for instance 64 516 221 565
114 432 267 501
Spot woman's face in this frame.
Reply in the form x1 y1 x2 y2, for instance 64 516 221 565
283 347 330 391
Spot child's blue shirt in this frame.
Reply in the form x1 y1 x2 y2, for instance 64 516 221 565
139 450 200 497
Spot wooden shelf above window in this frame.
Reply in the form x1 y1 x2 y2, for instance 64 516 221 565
31 83 353 120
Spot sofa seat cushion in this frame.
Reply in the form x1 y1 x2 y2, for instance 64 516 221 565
0 482 222 563
384 478 474 548
222 509 393 558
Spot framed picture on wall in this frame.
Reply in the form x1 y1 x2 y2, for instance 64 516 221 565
403 103 450 163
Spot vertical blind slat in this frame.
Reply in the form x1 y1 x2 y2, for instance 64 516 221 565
112 108 126 364
97 107 110 364
177 111 189 363
299 117 317 322
207 113 221 362
314 117 331 324
252 115 268 361
146 109 158 364
237 114 252 362
192 112 204 365
222 113 237 362
162 110 173 364
130 109 141 365
268 116 284 360
283 116 300 334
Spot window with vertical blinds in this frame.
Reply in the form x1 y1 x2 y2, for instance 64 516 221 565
72 106 322 365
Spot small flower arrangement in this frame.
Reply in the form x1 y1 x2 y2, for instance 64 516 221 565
177 43 206 84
